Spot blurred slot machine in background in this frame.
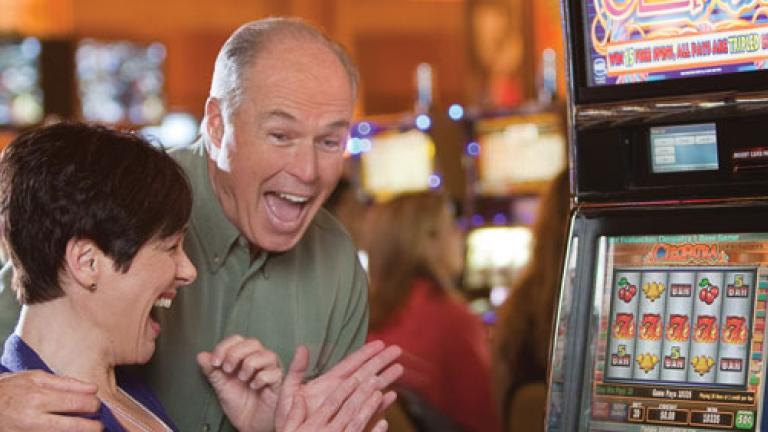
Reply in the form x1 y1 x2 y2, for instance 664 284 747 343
0 36 43 149
76 38 166 126
0 35 74 149
0 37 44 128
75 39 198 148
347 114 440 203
462 109 566 315
474 112 566 196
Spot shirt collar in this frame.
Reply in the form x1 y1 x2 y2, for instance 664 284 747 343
1 333 53 373
187 141 242 271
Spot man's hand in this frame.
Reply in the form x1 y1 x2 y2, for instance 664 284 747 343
280 368 389 432
0 370 101 432
276 340 403 431
198 334 283 432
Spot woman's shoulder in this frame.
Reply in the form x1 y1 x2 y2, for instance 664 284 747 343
410 279 480 323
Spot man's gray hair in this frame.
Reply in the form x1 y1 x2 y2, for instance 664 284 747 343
201 17 359 145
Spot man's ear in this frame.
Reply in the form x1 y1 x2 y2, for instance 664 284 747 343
204 97 225 155
63 238 100 292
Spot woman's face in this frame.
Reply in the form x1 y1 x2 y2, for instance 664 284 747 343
89 231 196 365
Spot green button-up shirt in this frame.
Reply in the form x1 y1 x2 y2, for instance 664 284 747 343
0 142 369 432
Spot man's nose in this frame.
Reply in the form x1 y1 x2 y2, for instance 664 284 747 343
287 141 319 183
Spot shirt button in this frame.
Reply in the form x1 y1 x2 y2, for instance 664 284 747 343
201 424 210 432
213 255 220 264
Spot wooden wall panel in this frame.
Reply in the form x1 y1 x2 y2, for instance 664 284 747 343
71 0 270 36
335 0 467 114
163 32 229 117
0 0 74 36
355 32 467 114
2 0 563 117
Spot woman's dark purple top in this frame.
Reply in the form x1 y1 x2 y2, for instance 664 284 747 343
0 334 178 431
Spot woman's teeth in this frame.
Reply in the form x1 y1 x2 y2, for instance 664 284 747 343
154 298 173 309
277 192 309 204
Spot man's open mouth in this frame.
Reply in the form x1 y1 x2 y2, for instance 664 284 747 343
264 191 312 224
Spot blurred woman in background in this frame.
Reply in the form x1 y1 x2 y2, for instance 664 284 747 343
491 170 570 431
366 192 501 432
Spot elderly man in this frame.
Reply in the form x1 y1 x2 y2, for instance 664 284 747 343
0 17 401 432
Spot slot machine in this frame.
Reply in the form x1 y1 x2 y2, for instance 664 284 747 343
352 119 438 202
0 36 74 131
548 1 768 431
462 110 566 309
76 38 166 126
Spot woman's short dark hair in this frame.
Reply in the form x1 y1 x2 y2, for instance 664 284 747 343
0 122 193 305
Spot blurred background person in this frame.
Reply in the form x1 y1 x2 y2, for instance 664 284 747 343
365 192 501 432
491 169 569 431
324 176 372 250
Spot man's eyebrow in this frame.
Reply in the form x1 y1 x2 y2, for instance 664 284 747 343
326 119 350 130
263 109 297 122
263 110 350 130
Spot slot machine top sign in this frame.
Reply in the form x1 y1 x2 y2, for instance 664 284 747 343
570 0 768 103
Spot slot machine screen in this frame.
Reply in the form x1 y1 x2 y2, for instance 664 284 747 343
0 37 44 126
583 233 768 431
463 226 532 293
76 39 166 125
360 129 435 201
475 113 565 195
581 1 768 88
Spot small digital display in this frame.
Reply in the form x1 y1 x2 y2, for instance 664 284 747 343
650 123 719 173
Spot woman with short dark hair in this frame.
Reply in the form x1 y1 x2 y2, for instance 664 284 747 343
0 122 196 431
0 123 291 432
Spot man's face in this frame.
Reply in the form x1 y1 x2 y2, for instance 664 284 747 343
207 38 353 252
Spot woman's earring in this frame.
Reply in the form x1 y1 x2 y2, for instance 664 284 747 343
87 283 96 292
